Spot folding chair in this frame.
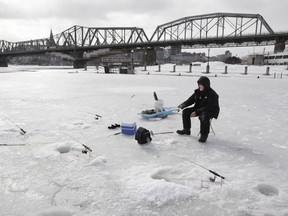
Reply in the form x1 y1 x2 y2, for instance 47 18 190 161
209 119 216 135
198 118 215 136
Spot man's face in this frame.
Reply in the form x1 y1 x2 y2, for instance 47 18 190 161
199 84 204 91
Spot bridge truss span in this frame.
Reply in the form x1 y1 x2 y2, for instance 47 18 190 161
0 26 150 56
53 25 149 48
150 12 276 44
0 38 48 54
1 12 288 64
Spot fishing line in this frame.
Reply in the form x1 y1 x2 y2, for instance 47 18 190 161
61 131 92 154
173 155 225 181
1 113 27 135
81 110 102 120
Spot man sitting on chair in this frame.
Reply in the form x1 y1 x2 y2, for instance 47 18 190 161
177 76 220 143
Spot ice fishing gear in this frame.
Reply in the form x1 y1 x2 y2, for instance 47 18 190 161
94 114 102 120
82 111 102 120
0 144 25 146
19 128 26 135
107 131 122 137
135 126 174 144
153 92 164 112
135 127 152 145
1 114 27 135
140 108 176 120
62 131 92 155
108 124 120 129
82 144 92 154
121 123 137 135
150 131 174 136
140 91 176 120
173 155 225 182
153 92 158 101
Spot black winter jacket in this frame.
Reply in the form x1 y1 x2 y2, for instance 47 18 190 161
179 87 220 119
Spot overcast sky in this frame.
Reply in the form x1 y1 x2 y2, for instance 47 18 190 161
0 0 287 56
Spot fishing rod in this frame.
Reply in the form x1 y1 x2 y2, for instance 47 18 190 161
173 155 225 181
150 131 174 136
1 114 27 135
61 131 92 154
82 144 92 153
0 144 25 146
81 111 102 120
153 92 158 101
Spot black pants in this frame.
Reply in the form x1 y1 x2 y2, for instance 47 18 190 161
182 107 211 135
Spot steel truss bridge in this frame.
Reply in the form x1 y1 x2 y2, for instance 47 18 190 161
1 12 288 67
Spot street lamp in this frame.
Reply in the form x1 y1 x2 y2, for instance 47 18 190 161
206 48 210 73
131 49 134 69
144 52 147 71
83 51 87 70
128 49 134 74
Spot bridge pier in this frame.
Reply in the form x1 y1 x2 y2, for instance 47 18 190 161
143 49 157 65
0 58 8 67
73 59 86 69
274 40 286 53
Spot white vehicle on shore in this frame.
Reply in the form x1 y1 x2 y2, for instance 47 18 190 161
264 49 288 65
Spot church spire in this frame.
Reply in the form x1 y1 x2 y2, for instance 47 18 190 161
47 29 56 48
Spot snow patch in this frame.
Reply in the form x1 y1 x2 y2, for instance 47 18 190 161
7 178 28 193
31 142 78 159
121 165 196 207
272 143 287 149
88 156 107 166
30 207 74 216
56 143 71 154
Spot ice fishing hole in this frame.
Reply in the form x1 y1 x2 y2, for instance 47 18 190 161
257 183 279 196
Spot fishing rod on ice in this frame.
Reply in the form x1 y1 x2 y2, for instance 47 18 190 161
61 131 92 154
173 155 225 182
1 113 27 135
81 110 102 120
150 131 174 136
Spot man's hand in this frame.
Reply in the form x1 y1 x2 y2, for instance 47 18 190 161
191 112 197 117
178 104 185 109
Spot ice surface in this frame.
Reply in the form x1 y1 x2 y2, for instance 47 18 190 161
0 63 288 216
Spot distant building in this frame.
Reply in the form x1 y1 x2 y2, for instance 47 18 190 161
170 52 206 64
247 54 264 65
216 50 232 62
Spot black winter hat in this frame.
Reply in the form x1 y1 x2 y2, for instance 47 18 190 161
197 76 210 88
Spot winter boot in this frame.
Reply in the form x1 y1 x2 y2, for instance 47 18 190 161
176 129 191 135
198 134 208 143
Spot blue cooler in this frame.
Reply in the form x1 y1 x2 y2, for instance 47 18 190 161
121 122 137 135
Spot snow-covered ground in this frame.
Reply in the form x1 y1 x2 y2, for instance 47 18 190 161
0 62 288 216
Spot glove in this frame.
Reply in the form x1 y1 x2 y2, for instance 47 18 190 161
178 103 185 109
